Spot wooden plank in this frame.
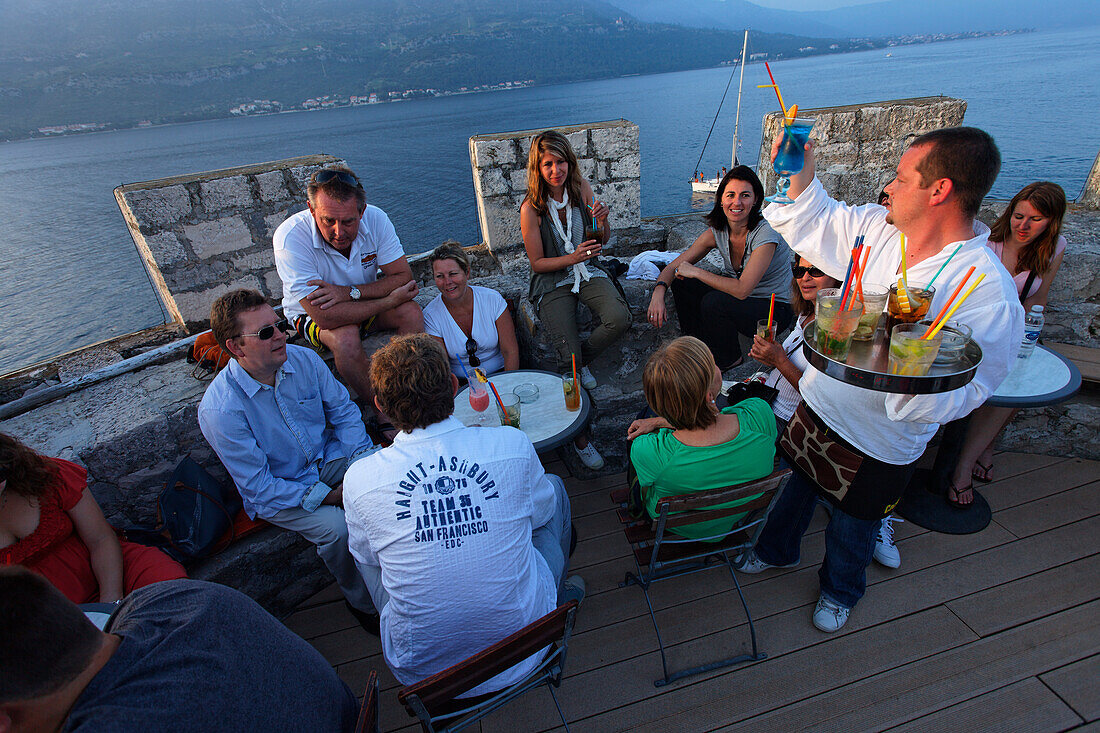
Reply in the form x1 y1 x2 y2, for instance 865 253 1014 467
885 677 1082 733
994 481 1100 538
482 606 974 732
284 599 359 638
1047 341 1100 383
720 600 1100 732
1040 655 1100 722
948 554 1100 637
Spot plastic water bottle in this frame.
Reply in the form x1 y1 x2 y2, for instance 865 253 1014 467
1018 305 1044 360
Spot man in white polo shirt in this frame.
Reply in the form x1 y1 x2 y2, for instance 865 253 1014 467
274 165 423 414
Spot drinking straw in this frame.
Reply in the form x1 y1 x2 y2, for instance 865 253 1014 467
838 240 859 311
925 273 986 340
842 242 864 311
921 266 976 339
855 240 871 299
763 62 788 117
926 243 965 289
455 353 472 382
899 233 909 290
571 353 578 390
486 379 508 414
766 293 776 333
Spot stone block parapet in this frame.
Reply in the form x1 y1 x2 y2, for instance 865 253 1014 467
1080 149 1100 210
757 96 967 206
115 155 344 332
469 120 641 275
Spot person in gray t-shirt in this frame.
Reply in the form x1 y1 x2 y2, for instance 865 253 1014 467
0 568 357 733
648 166 794 370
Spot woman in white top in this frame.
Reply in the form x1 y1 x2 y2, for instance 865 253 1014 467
423 242 519 379
748 256 839 429
951 182 1068 506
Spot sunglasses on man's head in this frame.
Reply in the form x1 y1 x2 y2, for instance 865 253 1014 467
792 265 827 279
313 169 362 188
465 337 481 368
238 319 290 341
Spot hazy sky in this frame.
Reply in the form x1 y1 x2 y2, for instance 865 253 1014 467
748 0 882 9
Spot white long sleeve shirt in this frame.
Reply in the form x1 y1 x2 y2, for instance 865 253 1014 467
764 178 1023 464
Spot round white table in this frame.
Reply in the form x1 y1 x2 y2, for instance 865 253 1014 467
453 369 591 452
987 345 1082 407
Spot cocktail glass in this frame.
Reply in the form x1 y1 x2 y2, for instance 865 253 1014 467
885 284 935 335
815 287 863 361
766 118 815 204
888 323 942 376
561 374 581 412
468 382 490 412
756 318 776 341
919 319 972 367
853 284 889 341
496 393 521 428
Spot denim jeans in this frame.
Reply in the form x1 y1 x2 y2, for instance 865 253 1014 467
753 470 880 609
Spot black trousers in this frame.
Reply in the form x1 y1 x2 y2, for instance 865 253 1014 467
671 278 793 368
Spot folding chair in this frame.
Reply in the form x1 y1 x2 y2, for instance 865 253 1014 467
614 468 790 686
397 601 579 732
354 669 380 733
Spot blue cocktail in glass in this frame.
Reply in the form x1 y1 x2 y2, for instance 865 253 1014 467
766 118 815 204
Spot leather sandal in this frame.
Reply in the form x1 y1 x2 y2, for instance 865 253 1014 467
972 460 993 483
947 481 974 509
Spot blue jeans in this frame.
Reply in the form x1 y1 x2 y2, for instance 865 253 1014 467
753 470 880 609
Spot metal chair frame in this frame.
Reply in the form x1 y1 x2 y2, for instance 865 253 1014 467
618 469 790 687
398 601 578 732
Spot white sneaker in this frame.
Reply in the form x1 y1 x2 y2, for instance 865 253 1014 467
579 366 597 389
873 515 903 569
812 595 850 633
574 441 605 469
735 548 798 574
561 575 586 605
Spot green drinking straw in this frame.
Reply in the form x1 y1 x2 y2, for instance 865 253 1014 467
927 243 965 289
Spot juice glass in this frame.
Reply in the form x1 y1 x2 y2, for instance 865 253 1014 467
853 284 889 341
888 323 942 376
561 374 581 412
496 393 521 428
885 284 934 334
814 287 863 361
756 318 777 341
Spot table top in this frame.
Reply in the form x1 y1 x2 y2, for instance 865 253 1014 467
453 369 591 452
988 345 1082 407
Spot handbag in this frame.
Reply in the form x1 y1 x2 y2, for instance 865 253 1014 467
125 457 242 564
777 403 863 505
723 380 779 407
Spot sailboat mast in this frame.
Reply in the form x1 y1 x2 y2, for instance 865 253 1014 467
731 29 749 168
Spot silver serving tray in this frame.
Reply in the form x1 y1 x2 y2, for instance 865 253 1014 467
802 318 982 394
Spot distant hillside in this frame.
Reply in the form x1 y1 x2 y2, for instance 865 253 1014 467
608 0 1100 37
0 0 864 139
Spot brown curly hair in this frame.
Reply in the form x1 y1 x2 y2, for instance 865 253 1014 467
0 433 59 499
369 334 455 432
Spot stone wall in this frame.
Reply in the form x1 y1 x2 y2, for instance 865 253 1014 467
469 120 641 273
1080 149 1100 210
757 96 967 206
115 155 343 331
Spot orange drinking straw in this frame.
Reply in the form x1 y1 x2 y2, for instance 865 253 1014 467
571 353 578 389
922 266 976 339
926 274 986 340
486 379 507 413
763 62 788 116
856 244 871 299
766 293 775 333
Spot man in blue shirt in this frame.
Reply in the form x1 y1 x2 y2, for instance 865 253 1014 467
198 289 379 628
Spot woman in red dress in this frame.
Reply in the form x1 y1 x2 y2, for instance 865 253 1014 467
1 433 186 603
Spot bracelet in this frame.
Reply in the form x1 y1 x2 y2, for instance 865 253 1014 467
654 282 668 291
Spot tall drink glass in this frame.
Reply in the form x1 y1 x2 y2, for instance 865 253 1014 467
561 374 581 412
888 324 942 376
885 284 935 335
766 118 815 204
853 284 889 340
815 287 863 361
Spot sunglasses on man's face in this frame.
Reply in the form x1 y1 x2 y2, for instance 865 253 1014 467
792 265 827 279
313 169 362 188
465 337 481 368
238 319 290 341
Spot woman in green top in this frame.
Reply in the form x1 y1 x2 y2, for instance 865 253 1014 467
627 336 777 541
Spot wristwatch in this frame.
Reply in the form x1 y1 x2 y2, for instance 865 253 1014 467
349 286 362 301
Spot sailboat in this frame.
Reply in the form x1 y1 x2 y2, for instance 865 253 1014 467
690 29 750 194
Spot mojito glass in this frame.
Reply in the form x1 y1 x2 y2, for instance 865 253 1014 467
888 323 942 376
815 287 863 361
853 284 889 340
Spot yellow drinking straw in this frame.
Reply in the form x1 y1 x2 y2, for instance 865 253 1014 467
925 273 986 340
896 233 911 312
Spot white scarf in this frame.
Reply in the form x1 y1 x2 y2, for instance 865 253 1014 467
547 191 591 293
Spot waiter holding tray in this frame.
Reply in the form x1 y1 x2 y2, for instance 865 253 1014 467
736 126 1022 633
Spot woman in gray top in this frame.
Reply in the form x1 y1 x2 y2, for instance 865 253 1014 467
648 166 794 370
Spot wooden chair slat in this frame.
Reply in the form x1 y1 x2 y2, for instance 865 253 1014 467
632 527 754 567
397 601 577 714
624 522 656 545
354 670 379 733
661 493 775 530
659 470 790 512
609 486 630 504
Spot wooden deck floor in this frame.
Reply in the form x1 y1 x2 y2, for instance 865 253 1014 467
285 449 1100 732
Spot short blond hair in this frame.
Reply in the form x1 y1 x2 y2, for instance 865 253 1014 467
370 334 454 432
642 337 718 431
